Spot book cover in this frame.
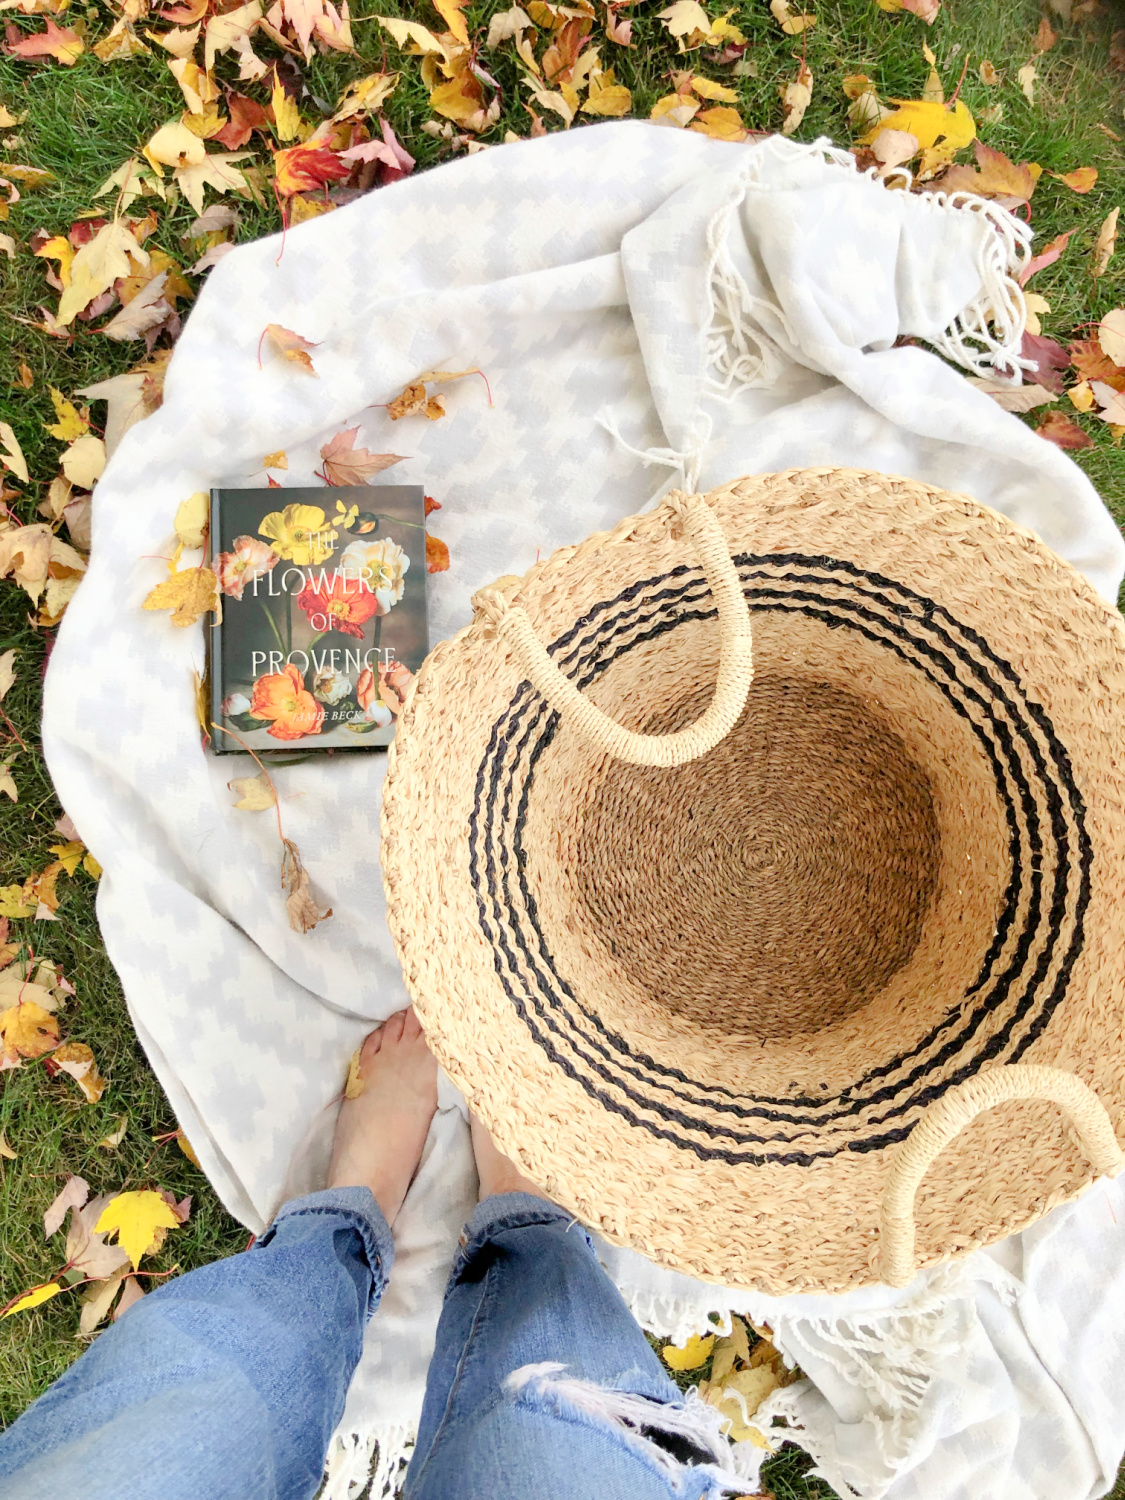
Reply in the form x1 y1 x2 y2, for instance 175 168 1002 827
207 484 429 755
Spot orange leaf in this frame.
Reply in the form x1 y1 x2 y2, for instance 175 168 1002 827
1035 411 1093 450
1032 15 1057 53
1051 167 1098 194
425 533 450 573
273 142 348 198
263 324 318 376
4 19 84 64
937 140 1040 205
317 428 405 486
0 1001 60 1066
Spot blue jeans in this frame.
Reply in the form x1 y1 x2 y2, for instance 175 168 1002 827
0 1189 739 1499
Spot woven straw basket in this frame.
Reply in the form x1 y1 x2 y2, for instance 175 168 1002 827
381 468 1125 1295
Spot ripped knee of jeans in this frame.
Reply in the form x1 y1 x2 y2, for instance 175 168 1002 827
504 1362 749 1496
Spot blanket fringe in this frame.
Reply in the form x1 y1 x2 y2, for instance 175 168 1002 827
321 1423 415 1500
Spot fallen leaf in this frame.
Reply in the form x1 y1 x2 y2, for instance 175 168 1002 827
273 139 348 197
936 140 1040 206
281 836 331 933
979 60 999 85
0 1132 16 1160
1069 380 1095 412
142 559 221 628
861 99 975 154
1019 228 1074 286
874 0 939 17
1023 290 1051 336
1033 15 1057 52
663 1332 715 1370
690 105 747 141
57 219 149 327
271 76 301 142
44 1174 89 1238
174 491 209 549
263 450 287 469
2 1283 63 1318
1096 122 1122 142
1051 166 1097 193
96 1116 128 1150
60 434 106 489
650 90 700 127
51 1041 106 1102
4 17 83 63
1091 380 1125 424
331 70 399 123
702 1362 784 1445
1017 61 1036 105
387 381 445 420
967 377 1057 412
114 1276 145 1319
870 128 919 178
93 16 149 60
0 763 15 804
78 1270 128 1335
780 60 812 136
426 534 451 573
770 0 815 34
0 886 36 920
263 323 318 375
0 649 15 702
582 70 631 116
318 427 405 486
44 388 88 442
65 1193 131 1279
690 74 738 102
0 999 59 1064
375 13 444 53
1093 207 1119 279
175 1128 201 1168
100 273 174 341
1021 331 1070 393
1097 308 1125 368
95 1189 181 1269
228 772 276 810
344 1045 364 1098
0 421 28 483
1036 410 1093 449
48 841 85 876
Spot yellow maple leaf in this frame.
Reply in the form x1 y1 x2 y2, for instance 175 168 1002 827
262 450 288 469
582 72 632 117
0 1000 60 1062
228 773 277 811
860 98 974 152
95 1190 181 1269
45 388 88 442
271 77 302 143
83 852 103 879
0 886 36 920
2 1282 63 1318
690 75 738 102
33 234 74 290
662 1332 715 1370
142 561 221 628
701 1363 784 1446
690 105 747 140
48 840 85 877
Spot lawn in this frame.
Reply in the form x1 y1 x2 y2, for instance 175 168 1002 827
0 0 1123 1491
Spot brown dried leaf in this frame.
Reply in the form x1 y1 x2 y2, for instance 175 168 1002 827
280 837 331 934
937 140 1040 205
318 428 405 486
1035 411 1094 450
780 60 812 137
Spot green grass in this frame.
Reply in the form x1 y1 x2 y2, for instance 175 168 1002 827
0 0 1123 1488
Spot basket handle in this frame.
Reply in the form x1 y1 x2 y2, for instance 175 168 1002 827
471 493 754 769
878 1064 1125 1287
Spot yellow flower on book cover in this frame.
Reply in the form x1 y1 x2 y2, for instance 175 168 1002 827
258 503 337 565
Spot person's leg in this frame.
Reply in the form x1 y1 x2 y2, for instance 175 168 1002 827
0 1010 437 1500
404 1122 741 1500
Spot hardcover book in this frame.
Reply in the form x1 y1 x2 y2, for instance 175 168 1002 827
208 484 429 755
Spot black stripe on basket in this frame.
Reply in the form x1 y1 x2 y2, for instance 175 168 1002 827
466 557 1088 1164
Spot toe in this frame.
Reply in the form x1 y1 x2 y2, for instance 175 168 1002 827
403 1007 423 1040
360 1025 385 1063
384 1009 408 1044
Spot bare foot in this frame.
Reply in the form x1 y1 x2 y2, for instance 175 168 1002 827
470 1113 550 1203
328 1008 438 1226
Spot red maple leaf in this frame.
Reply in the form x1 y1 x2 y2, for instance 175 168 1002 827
273 142 349 198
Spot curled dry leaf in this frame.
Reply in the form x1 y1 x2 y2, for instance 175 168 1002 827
281 837 331 934
0 649 15 703
228 772 277 811
96 1116 129 1150
44 1174 89 1238
2 1283 63 1318
1051 167 1097 194
142 560 221 628
979 60 999 85
0 422 29 484
1036 410 1093 450
79 1270 129 1336
1097 309 1125 368
967 378 1057 413
425 534 451 574
49 1041 106 1102
318 427 405 486
1093 208 1120 280
263 323 318 376
1017 62 1036 105
780 61 813 137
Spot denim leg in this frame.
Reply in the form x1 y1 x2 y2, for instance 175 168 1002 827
404 1192 735 1500
0 1186 393 1500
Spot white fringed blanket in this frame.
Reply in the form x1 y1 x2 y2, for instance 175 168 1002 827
43 124 1125 1500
